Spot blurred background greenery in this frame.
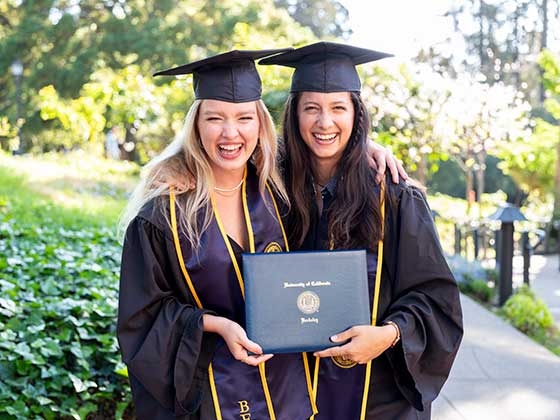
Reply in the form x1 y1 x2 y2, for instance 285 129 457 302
0 0 559 220
1 0 559 418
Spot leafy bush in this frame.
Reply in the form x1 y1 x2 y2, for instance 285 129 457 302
446 254 487 284
0 152 137 418
501 286 555 335
458 277 494 303
448 254 495 303
484 268 498 285
0 218 132 419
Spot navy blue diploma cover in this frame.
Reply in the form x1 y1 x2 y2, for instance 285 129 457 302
242 250 370 353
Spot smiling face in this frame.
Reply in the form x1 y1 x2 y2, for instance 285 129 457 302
296 91 355 176
197 99 260 184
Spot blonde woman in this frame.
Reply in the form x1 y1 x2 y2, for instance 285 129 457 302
117 49 316 419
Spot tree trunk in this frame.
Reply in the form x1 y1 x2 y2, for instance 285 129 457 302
554 137 560 219
478 0 485 72
540 0 548 103
475 151 486 205
512 4 520 89
417 154 428 185
466 169 475 215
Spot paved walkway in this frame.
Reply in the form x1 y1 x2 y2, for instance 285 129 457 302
526 254 560 326
433 255 560 420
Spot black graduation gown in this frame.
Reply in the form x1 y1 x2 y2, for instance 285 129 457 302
117 202 216 419
117 167 315 419
300 178 463 419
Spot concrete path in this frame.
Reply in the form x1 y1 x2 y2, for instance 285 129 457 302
433 255 560 420
527 255 560 326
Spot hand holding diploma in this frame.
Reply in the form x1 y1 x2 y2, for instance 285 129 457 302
203 314 274 366
313 324 398 364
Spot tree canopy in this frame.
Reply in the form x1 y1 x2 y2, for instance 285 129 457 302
1 0 558 218
0 0 316 154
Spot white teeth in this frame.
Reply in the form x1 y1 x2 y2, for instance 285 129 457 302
314 133 337 141
219 144 242 151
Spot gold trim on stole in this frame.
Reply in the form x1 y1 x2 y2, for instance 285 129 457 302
309 182 386 420
170 173 318 419
359 181 385 420
169 191 223 419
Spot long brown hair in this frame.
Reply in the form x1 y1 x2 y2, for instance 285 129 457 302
281 92 382 250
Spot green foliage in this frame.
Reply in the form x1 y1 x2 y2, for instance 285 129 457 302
484 268 498 284
530 324 560 357
0 0 316 155
430 156 520 201
427 158 465 198
0 220 131 418
537 49 560 219
497 118 558 198
539 50 560 111
274 0 351 39
458 277 495 303
0 152 138 228
0 152 137 418
501 286 555 335
447 254 495 303
363 64 451 184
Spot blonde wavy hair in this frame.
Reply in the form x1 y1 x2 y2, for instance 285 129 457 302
119 99 288 250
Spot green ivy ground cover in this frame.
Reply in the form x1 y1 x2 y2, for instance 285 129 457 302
0 153 137 419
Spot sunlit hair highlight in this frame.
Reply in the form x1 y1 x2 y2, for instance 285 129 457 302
119 99 288 251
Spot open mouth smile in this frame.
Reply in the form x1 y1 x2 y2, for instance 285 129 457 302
313 133 338 143
218 143 243 156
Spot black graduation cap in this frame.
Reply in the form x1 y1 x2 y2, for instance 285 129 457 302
259 41 393 93
153 49 293 103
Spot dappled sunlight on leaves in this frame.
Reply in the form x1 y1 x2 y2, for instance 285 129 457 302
0 153 133 417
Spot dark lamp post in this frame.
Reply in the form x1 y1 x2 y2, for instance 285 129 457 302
488 204 527 306
11 59 23 154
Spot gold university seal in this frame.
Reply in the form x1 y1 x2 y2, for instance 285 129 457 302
331 356 357 369
296 291 320 314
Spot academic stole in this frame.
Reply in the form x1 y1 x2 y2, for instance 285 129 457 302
310 181 385 420
169 170 316 420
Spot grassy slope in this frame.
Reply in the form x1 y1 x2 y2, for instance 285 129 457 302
0 151 138 229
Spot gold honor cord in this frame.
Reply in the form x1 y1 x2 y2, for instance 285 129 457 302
359 181 386 420
211 169 277 420
310 357 320 420
169 191 202 308
267 183 318 416
266 184 290 250
309 182 386 420
241 177 256 256
169 191 223 419
210 193 246 298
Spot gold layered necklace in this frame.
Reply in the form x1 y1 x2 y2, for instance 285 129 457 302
214 179 244 196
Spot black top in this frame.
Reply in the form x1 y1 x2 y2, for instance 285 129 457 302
301 176 337 250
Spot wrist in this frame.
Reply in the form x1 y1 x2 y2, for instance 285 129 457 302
203 314 229 334
383 320 401 348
